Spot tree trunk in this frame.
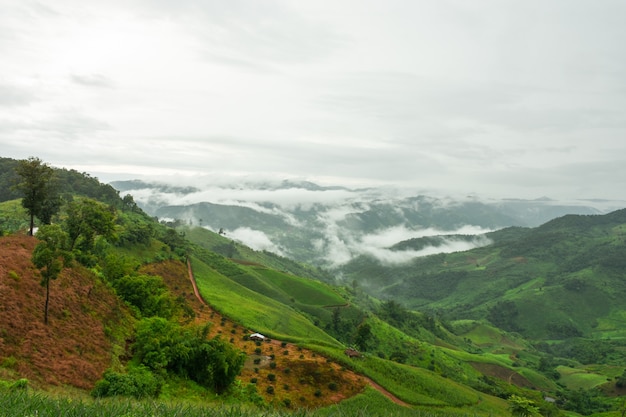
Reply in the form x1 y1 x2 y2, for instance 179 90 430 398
29 213 35 236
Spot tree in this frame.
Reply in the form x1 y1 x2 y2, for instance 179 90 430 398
32 224 70 324
508 395 539 417
354 322 373 351
13 157 59 235
65 198 116 264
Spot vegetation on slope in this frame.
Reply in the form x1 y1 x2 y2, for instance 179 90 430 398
4 156 626 415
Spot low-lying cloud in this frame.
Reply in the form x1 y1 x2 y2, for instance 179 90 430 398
224 227 285 255
317 224 493 268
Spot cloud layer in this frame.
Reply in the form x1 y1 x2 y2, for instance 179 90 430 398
1 1 626 200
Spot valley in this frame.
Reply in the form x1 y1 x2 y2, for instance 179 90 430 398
1 156 626 416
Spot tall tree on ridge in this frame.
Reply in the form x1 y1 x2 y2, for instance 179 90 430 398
13 157 60 235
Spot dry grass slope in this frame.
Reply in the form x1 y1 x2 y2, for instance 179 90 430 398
0 235 129 390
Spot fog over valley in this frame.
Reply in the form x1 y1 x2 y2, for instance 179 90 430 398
112 178 620 268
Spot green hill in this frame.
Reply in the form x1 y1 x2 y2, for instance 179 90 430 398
3 156 626 416
340 209 626 342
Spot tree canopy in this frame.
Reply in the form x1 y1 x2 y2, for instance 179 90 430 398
13 157 60 235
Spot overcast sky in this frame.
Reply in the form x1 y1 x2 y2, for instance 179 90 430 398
1 0 625 200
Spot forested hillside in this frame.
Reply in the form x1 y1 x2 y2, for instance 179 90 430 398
2 156 626 416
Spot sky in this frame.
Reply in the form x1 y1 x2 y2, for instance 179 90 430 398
1 0 625 200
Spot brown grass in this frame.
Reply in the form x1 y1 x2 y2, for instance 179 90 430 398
0 237 368 408
0 235 129 390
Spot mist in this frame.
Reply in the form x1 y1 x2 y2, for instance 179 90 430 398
116 178 618 269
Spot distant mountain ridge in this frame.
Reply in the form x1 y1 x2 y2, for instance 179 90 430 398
339 207 626 342
110 179 612 268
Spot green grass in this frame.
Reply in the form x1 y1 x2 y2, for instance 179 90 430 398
0 385 506 417
315 386 499 417
191 256 341 347
557 366 611 390
252 268 345 306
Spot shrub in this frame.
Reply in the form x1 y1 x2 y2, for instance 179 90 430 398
91 366 161 399
114 274 176 319
132 318 245 394
314 389 322 397
10 379 28 391
267 373 276 382
266 386 275 395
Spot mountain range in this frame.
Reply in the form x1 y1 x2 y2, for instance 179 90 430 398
111 179 620 268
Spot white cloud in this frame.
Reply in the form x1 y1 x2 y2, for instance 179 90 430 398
226 227 285 255
1 0 625 201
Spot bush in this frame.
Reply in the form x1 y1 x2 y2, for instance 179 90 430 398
10 379 28 391
91 366 161 399
132 318 245 394
114 274 176 319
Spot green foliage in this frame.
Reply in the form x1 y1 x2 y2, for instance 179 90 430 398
116 210 155 246
32 224 72 325
540 338 623 365
159 228 189 259
91 366 161 399
65 198 116 254
13 156 60 235
0 199 28 234
354 322 373 351
487 301 522 333
561 388 612 415
114 274 176 319
508 395 539 417
132 318 245 393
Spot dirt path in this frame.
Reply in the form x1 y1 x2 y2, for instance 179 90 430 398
185 258 410 408
186 258 206 305
364 377 411 407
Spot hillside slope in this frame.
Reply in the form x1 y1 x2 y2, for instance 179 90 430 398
340 208 626 342
0 235 132 389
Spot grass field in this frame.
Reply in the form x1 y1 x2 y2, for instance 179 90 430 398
191 256 341 347
557 366 611 390
0 385 511 417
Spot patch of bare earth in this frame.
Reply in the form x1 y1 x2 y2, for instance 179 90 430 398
470 362 535 389
144 259 372 409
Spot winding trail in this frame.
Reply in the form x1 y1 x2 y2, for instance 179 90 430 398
363 377 411 407
186 258 206 306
